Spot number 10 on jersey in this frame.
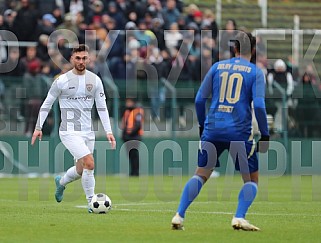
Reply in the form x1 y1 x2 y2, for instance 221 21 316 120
219 72 243 104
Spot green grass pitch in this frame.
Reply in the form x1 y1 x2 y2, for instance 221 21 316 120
0 175 320 242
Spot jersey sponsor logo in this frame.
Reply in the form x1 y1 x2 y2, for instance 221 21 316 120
67 95 93 101
218 104 234 113
69 86 75 89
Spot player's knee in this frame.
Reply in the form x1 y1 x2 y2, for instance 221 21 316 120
84 161 95 170
83 155 95 170
195 167 212 182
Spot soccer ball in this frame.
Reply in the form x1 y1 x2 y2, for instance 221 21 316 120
89 193 112 214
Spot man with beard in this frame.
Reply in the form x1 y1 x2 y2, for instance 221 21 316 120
31 44 116 212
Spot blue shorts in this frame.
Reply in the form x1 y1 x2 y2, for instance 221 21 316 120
197 139 258 173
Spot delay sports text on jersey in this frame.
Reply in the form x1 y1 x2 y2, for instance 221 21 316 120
217 63 252 73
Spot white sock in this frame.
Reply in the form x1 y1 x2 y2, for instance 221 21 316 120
81 169 95 203
60 166 81 187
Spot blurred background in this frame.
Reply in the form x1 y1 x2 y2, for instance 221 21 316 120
0 0 320 176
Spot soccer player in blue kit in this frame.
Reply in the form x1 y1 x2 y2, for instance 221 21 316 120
171 31 269 231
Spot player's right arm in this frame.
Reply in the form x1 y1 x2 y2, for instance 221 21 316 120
252 68 269 152
31 78 61 145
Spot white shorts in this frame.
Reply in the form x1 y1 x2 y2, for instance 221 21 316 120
59 132 95 160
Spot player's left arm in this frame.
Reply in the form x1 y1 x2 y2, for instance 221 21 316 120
253 68 269 152
95 78 116 149
195 66 214 129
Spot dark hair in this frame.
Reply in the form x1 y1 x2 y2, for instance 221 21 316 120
226 19 237 29
233 31 255 56
72 44 89 54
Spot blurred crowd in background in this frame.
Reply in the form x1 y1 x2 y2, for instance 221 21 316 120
0 0 320 138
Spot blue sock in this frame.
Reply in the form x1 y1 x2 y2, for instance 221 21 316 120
235 182 258 218
177 175 204 218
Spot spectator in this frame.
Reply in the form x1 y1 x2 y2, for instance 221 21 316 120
202 9 218 41
162 0 180 29
184 3 199 25
13 0 39 41
143 11 153 29
125 0 146 23
177 14 186 30
47 49 65 77
146 0 163 20
124 44 140 84
69 0 84 23
293 69 321 137
36 34 50 62
168 43 192 125
2 9 16 34
218 19 237 60
37 13 56 36
2 47 24 77
116 0 127 16
75 11 88 43
164 22 182 54
267 59 295 131
150 17 165 50
20 46 42 72
121 98 144 176
126 10 138 25
100 13 111 30
158 48 172 118
102 18 125 80
107 1 125 30
193 46 213 83
88 16 107 48
51 35 72 62
86 0 104 25
192 10 203 31
146 45 163 119
22 59 48 136
52 6 63 27
267 59 294 97
56 13 79 43
135 20 156 47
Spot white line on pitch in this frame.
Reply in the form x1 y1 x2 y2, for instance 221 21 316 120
113 208 321 217
75 204 321 217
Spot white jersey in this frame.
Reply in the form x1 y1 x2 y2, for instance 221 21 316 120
36 69 112 134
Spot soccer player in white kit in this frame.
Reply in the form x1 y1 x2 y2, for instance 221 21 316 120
31 44 116 211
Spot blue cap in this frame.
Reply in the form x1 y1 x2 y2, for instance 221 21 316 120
42 14 56 24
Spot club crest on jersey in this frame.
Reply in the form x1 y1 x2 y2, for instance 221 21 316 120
86 84 93 92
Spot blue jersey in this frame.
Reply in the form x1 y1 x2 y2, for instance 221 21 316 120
195 57 269 142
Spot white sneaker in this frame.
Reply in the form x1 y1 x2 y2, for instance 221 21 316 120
231 217 260 231
171 213 184 230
